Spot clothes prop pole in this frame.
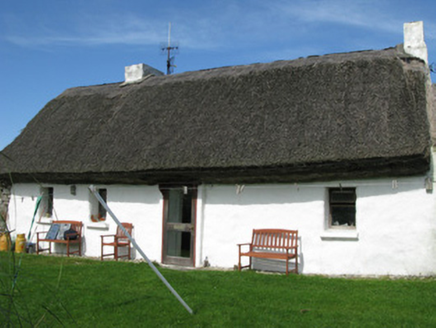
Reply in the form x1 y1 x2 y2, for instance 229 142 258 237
27 196 42 241
88 185 194 315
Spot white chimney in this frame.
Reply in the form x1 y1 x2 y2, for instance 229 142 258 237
124 63 164 83
404 21 428 64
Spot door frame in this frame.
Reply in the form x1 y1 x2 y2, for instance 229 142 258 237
160 184 197 267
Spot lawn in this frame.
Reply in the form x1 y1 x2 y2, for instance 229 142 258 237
1 252 435 327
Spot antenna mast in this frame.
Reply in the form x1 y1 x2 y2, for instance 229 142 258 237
162 22 179 75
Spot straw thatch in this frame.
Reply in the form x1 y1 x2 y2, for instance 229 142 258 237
0 45 433 185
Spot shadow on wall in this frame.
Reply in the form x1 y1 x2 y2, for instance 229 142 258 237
205 184 323 206
11 184 162 206
205 178 428 207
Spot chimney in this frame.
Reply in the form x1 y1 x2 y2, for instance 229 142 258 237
124 63 164 83
403 21 428 64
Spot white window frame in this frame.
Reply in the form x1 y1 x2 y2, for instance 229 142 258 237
321 187 359 241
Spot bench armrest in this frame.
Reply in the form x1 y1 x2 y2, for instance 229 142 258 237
101 234 115 242
101 234 117 244
285 245 298 254
237 243 253 253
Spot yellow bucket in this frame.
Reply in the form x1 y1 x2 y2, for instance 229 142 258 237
15 234 26 253
0 233 11 251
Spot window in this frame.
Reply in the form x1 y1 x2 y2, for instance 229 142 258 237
98 189 107 220
40 187 54 218
90 188 107 222
328 188 356 228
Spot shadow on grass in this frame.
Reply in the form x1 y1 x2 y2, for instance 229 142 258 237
108 295 155 308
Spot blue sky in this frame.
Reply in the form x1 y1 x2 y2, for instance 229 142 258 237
1 0 435 150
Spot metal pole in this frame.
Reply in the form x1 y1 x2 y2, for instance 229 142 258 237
88 185 194 315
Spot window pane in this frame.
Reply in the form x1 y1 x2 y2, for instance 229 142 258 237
40 187 54 217
166 230 191 257
47 187 54 217
331 205 355 226
182 191 193 223
168 189 183 223
330 190 355 203
168 188 193 224
98 189 107 219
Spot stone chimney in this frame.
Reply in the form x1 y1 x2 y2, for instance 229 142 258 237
124 63 164 84
404 21 428 64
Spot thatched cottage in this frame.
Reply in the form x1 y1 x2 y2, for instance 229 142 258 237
1 21 435 275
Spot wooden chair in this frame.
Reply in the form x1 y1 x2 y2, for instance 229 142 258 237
101 223 133 261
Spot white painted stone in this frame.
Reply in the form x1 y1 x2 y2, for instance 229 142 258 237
404 21 428 64
124 63 164 83
7 175 436 276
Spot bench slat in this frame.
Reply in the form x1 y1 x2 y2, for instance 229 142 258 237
241 251 297 260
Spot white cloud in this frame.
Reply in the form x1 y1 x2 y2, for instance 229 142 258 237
2 0 434 51
272 0 436 40
271 0 398 33
4 13 165 47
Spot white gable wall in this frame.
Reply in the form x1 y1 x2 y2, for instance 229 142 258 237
7 175 436 276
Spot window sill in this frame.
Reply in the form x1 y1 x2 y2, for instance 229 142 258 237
87 222 109 230
36 217 53 225
320 230 359 241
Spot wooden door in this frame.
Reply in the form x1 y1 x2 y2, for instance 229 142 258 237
161 186 197 266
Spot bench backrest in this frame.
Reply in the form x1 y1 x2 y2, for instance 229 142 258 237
52 220 83 236
251 229 298 250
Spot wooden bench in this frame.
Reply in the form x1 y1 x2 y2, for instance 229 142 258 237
238 229 298 275
36 220 83 257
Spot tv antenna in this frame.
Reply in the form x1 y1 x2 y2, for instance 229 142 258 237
161 22 179 75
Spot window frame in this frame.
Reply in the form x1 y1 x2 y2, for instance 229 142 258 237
89 187 107 222
97 188 107 220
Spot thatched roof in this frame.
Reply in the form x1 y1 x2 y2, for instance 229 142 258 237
0 45 433 185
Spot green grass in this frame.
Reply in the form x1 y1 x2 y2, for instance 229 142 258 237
1 253 436 327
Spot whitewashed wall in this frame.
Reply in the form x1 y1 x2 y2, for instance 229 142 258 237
7 184 163 262
7 176 436 276
200 178 436 276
